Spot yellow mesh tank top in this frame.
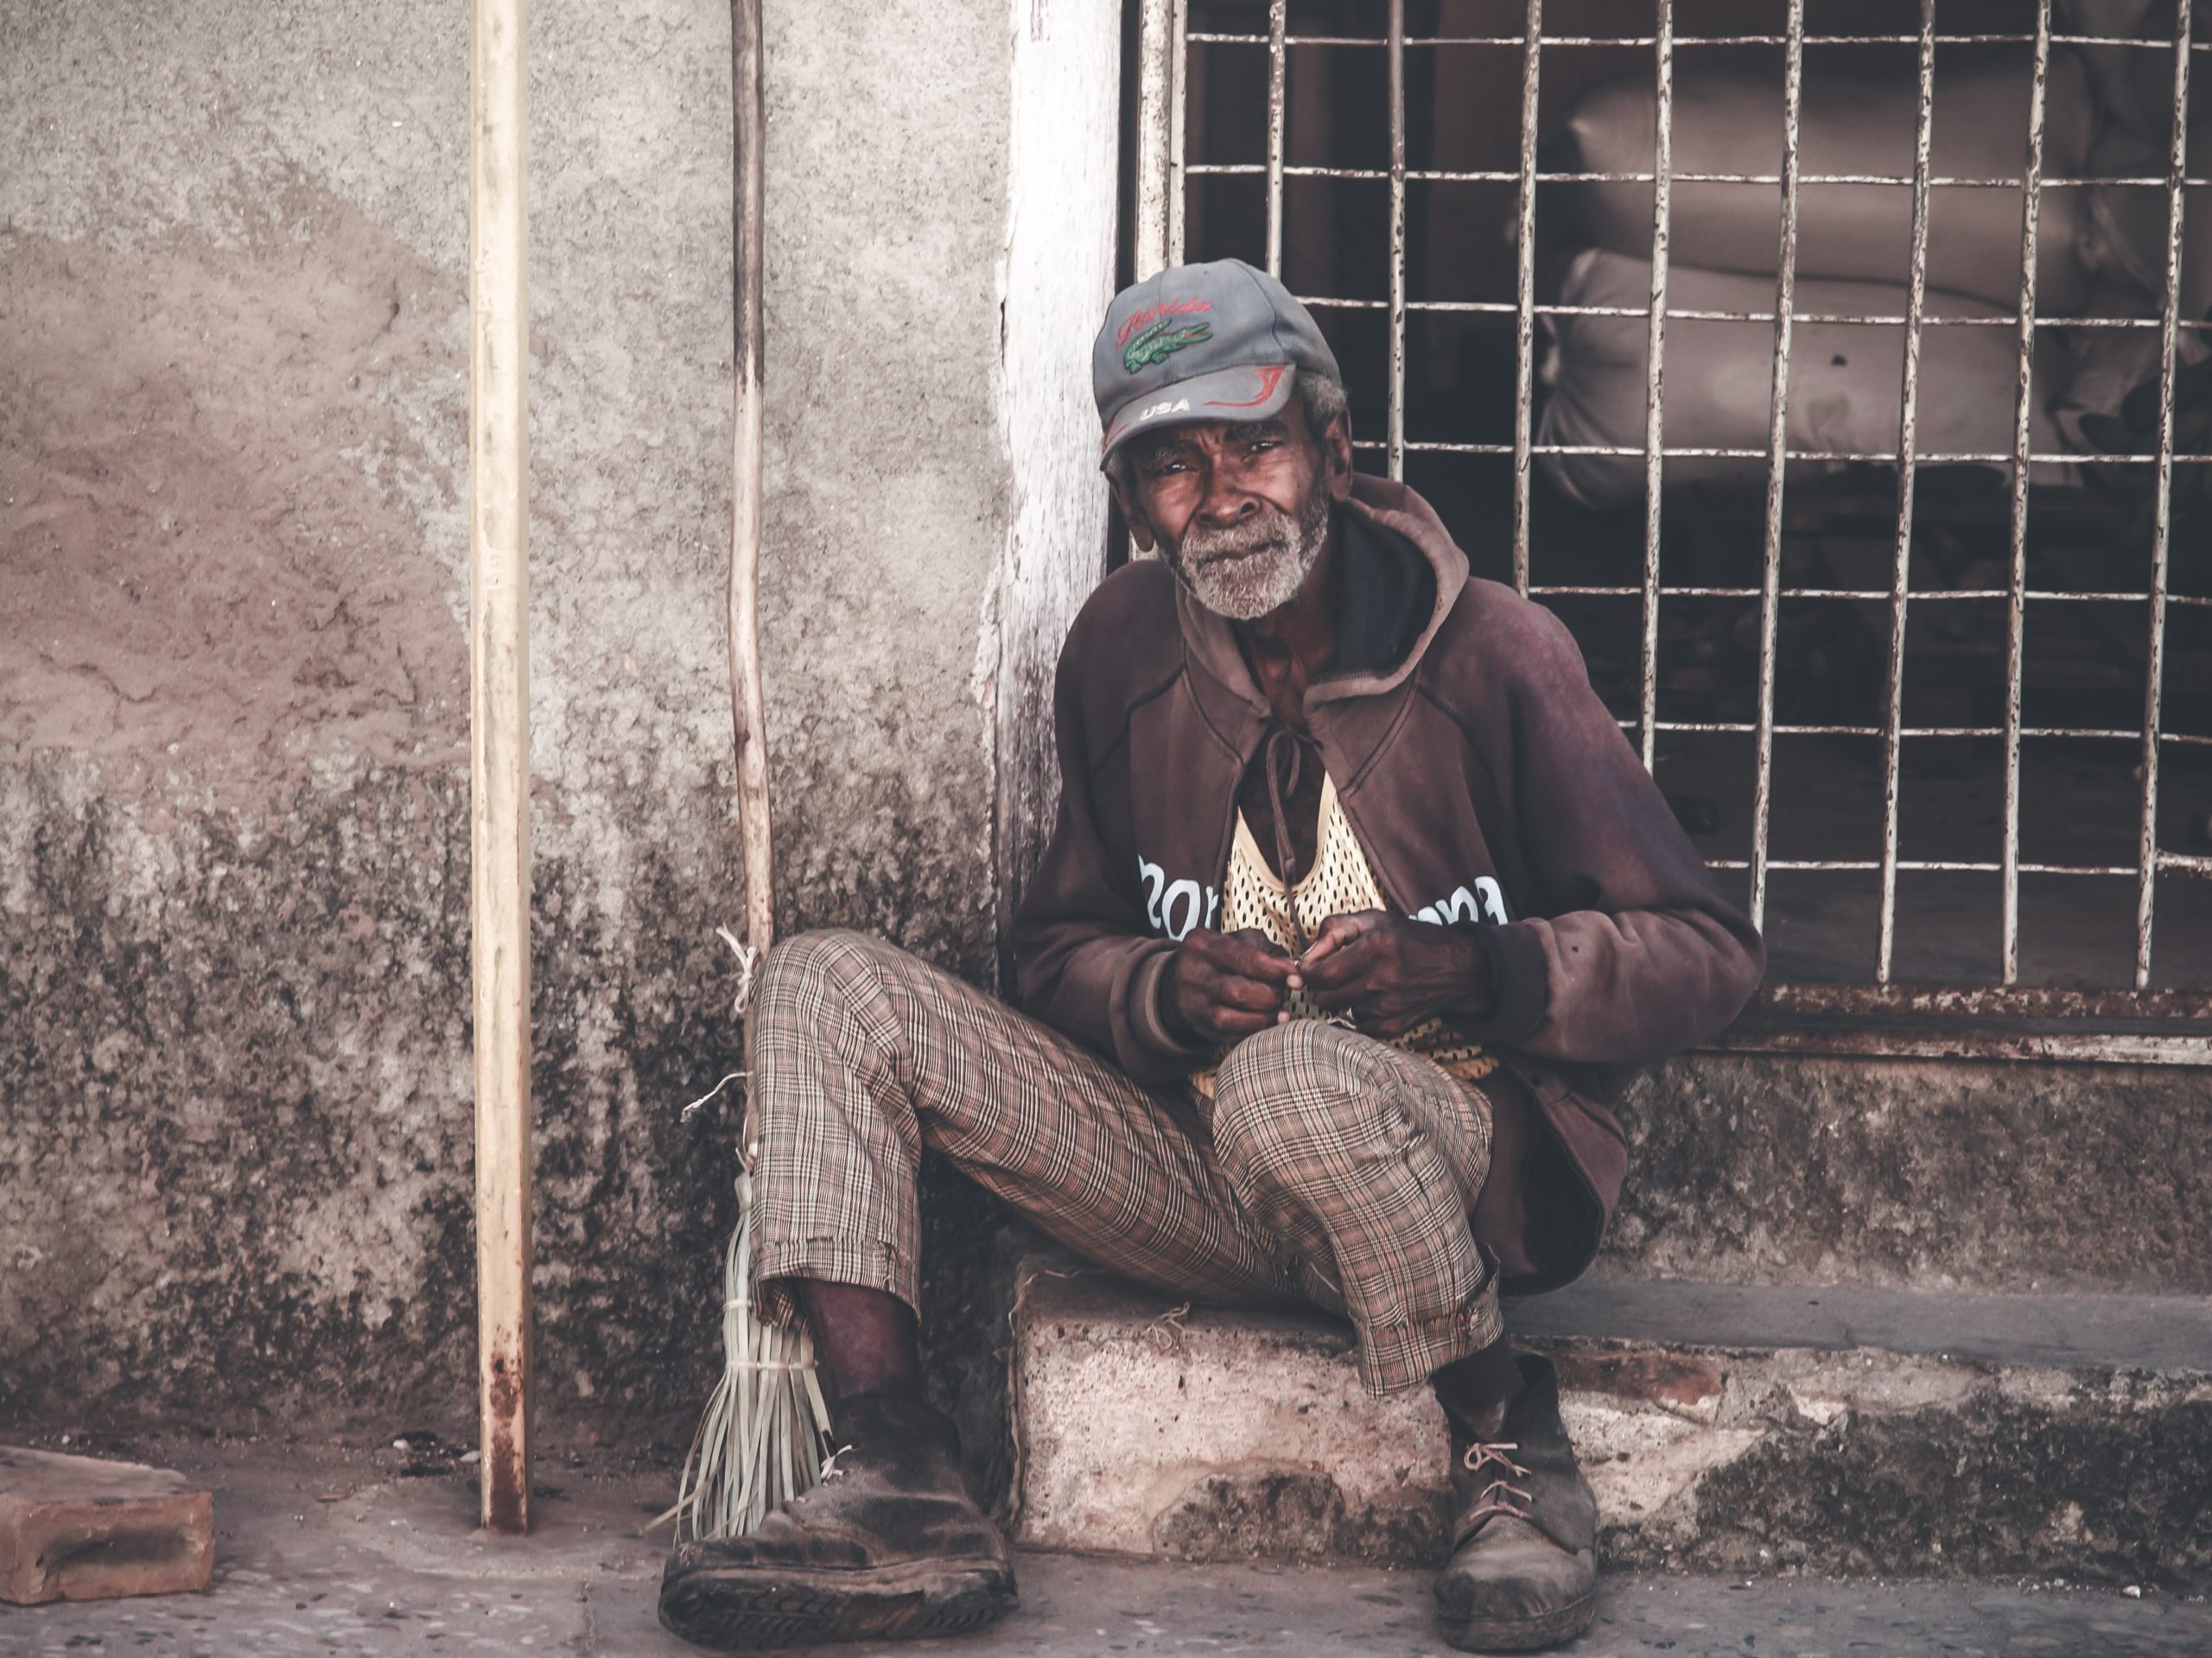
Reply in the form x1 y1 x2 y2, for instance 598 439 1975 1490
1189 773 1495 1101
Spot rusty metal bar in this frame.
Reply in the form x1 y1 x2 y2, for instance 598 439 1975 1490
1638 721 2193 740
2001 3 2051 987
1511 0 1542 595
1707 984 2212 1067
1875 0 1940 984
1189 30 1635 46
1711 1029 2212 1064
1531 584 2171 601
1185 156 2212 187
1188 162 2190 187
1638 0 1675 772
1265 0 1287 277
1749 0 1804 935
1286 292 2212 327
2138 0 2194 988
1726 725 2137 737
1189 155 2212 184
1387 0 1406 481
1168 0 1188 266
1712 860 2152 873
1189 29 2211 49
1389 438 2212 463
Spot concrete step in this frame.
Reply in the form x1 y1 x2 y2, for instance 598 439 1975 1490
1008 1267 2212 1592
1604 1054 2212 1296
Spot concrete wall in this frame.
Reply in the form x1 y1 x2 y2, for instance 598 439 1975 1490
0 0 1112 1461
1605 1052 2212 1296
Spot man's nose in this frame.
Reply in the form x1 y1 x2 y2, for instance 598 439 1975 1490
1196 467 1258 524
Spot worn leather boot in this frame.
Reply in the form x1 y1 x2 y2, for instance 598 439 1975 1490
1433 1355 1598 1652
658 1394 1017 1650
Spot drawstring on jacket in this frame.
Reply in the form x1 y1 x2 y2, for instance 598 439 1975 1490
1259 722 1322 886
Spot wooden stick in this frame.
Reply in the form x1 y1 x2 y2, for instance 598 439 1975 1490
655 0 836 1548
729 0 774 1038
469 0 533 1536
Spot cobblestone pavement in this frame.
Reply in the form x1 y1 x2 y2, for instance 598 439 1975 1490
3 1438 2205 1656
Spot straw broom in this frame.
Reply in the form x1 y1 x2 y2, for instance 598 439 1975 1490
658 0 833 1544
659 943 834 1544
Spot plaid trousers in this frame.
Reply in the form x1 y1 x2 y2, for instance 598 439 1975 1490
748 929 1501 1397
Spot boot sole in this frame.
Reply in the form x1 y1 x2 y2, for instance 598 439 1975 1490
658 1556 1017 1650
1437 1588 1598 1653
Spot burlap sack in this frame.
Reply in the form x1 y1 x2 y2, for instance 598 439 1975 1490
1535 248 2067 511
2055 0 2204 146
1554 48 2098 313
2075 120 2211 349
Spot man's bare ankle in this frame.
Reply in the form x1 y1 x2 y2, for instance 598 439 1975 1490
792 1279 925 1404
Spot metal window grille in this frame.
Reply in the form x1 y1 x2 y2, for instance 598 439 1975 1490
1134 0 2211 1063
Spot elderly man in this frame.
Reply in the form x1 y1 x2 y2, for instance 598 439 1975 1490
659 260 1764 1653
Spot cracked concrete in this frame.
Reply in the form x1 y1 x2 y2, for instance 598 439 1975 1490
4 1435 2209 1656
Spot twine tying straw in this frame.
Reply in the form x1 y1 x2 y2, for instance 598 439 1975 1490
651 930 834 1541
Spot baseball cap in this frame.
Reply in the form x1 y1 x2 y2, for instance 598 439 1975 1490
1093 258 1342 467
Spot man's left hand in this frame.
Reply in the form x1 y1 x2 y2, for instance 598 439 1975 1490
1298 909 1493 1039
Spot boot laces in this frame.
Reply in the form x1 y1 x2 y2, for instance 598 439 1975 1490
1461 1440 1534 1526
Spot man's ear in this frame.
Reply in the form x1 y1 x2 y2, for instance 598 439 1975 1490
1323 412 1355 502
1108 471 1158 553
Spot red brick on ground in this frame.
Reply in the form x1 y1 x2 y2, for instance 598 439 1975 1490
0 1446 213 1604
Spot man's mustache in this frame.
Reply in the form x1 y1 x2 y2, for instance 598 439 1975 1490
1182 511 1295 562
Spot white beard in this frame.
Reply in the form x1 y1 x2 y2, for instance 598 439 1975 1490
1168 478 1333 621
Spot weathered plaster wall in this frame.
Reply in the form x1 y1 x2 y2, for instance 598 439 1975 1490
0 0 1060 1447
1605 1052 2212 1295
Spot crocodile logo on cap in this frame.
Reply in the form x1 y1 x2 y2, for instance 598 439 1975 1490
1122 317 1213 373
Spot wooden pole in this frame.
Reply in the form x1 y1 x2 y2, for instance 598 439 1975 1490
470 0 533 1535
729 0 774 1026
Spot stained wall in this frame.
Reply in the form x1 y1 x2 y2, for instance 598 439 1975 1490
0 0 1084 1455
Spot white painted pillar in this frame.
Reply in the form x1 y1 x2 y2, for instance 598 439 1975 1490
993 0 1125 972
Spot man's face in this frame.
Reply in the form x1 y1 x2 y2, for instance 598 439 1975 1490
1113 397 1351 621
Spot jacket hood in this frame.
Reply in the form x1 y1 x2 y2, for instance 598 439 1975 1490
1171 474 1472 715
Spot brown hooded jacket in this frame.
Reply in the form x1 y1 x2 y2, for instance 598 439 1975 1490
1012 474 1765 1292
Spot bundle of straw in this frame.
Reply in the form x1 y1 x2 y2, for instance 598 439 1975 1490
663 1169 834 1541
656 931 834 1540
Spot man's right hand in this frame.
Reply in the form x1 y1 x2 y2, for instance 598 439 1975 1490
1160 928 1300 1045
